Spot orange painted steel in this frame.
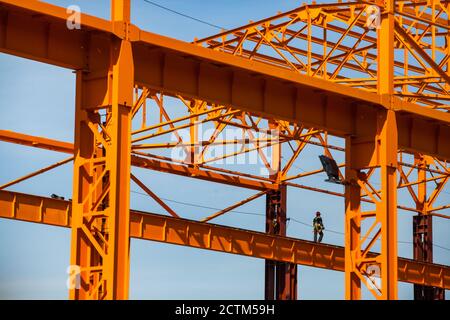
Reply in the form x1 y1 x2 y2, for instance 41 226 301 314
0 130 276 191
0 156 73 191
0 0 449 160
343 3 399 298
195 1 450 111
0 0 449 301
0 130 74 154
68 0 134 300
131 154 277 191
1 190 449 290
2 130 446 217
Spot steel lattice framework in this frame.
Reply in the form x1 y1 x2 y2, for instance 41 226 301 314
195 0 450 110
0 0 449 300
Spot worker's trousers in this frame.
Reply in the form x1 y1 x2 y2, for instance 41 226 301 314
314 230 323 243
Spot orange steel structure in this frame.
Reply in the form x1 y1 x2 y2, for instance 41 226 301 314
0 0 449 300
1 189 449 289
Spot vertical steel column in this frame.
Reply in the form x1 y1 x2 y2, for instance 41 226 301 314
447 2 450 84
378 0 398 300
70 71 97 300
70 0 133 300
413 156 445 300
344 111 399 300
264 188 281 300
264 122 297 300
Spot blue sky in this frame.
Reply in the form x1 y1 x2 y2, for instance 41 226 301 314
0 0 449 300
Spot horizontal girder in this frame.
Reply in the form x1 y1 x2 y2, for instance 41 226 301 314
0 189 449 290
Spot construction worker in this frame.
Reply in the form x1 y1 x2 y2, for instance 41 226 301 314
313 211 324 243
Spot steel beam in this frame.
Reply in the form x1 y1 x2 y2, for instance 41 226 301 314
265 186 298 300
0 0 449 301
1 190 449 290
413 156 445 300
378 3 398 298
344 2 399 300
131 155 275 191
265 121 297 300
345 108 399 300
0 131 275 191
0 130 444 215
0 130 73 154
0 0 449 160
344 136 361 300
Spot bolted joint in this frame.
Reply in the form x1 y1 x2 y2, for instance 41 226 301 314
112 21 139 41
379 94 395 110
